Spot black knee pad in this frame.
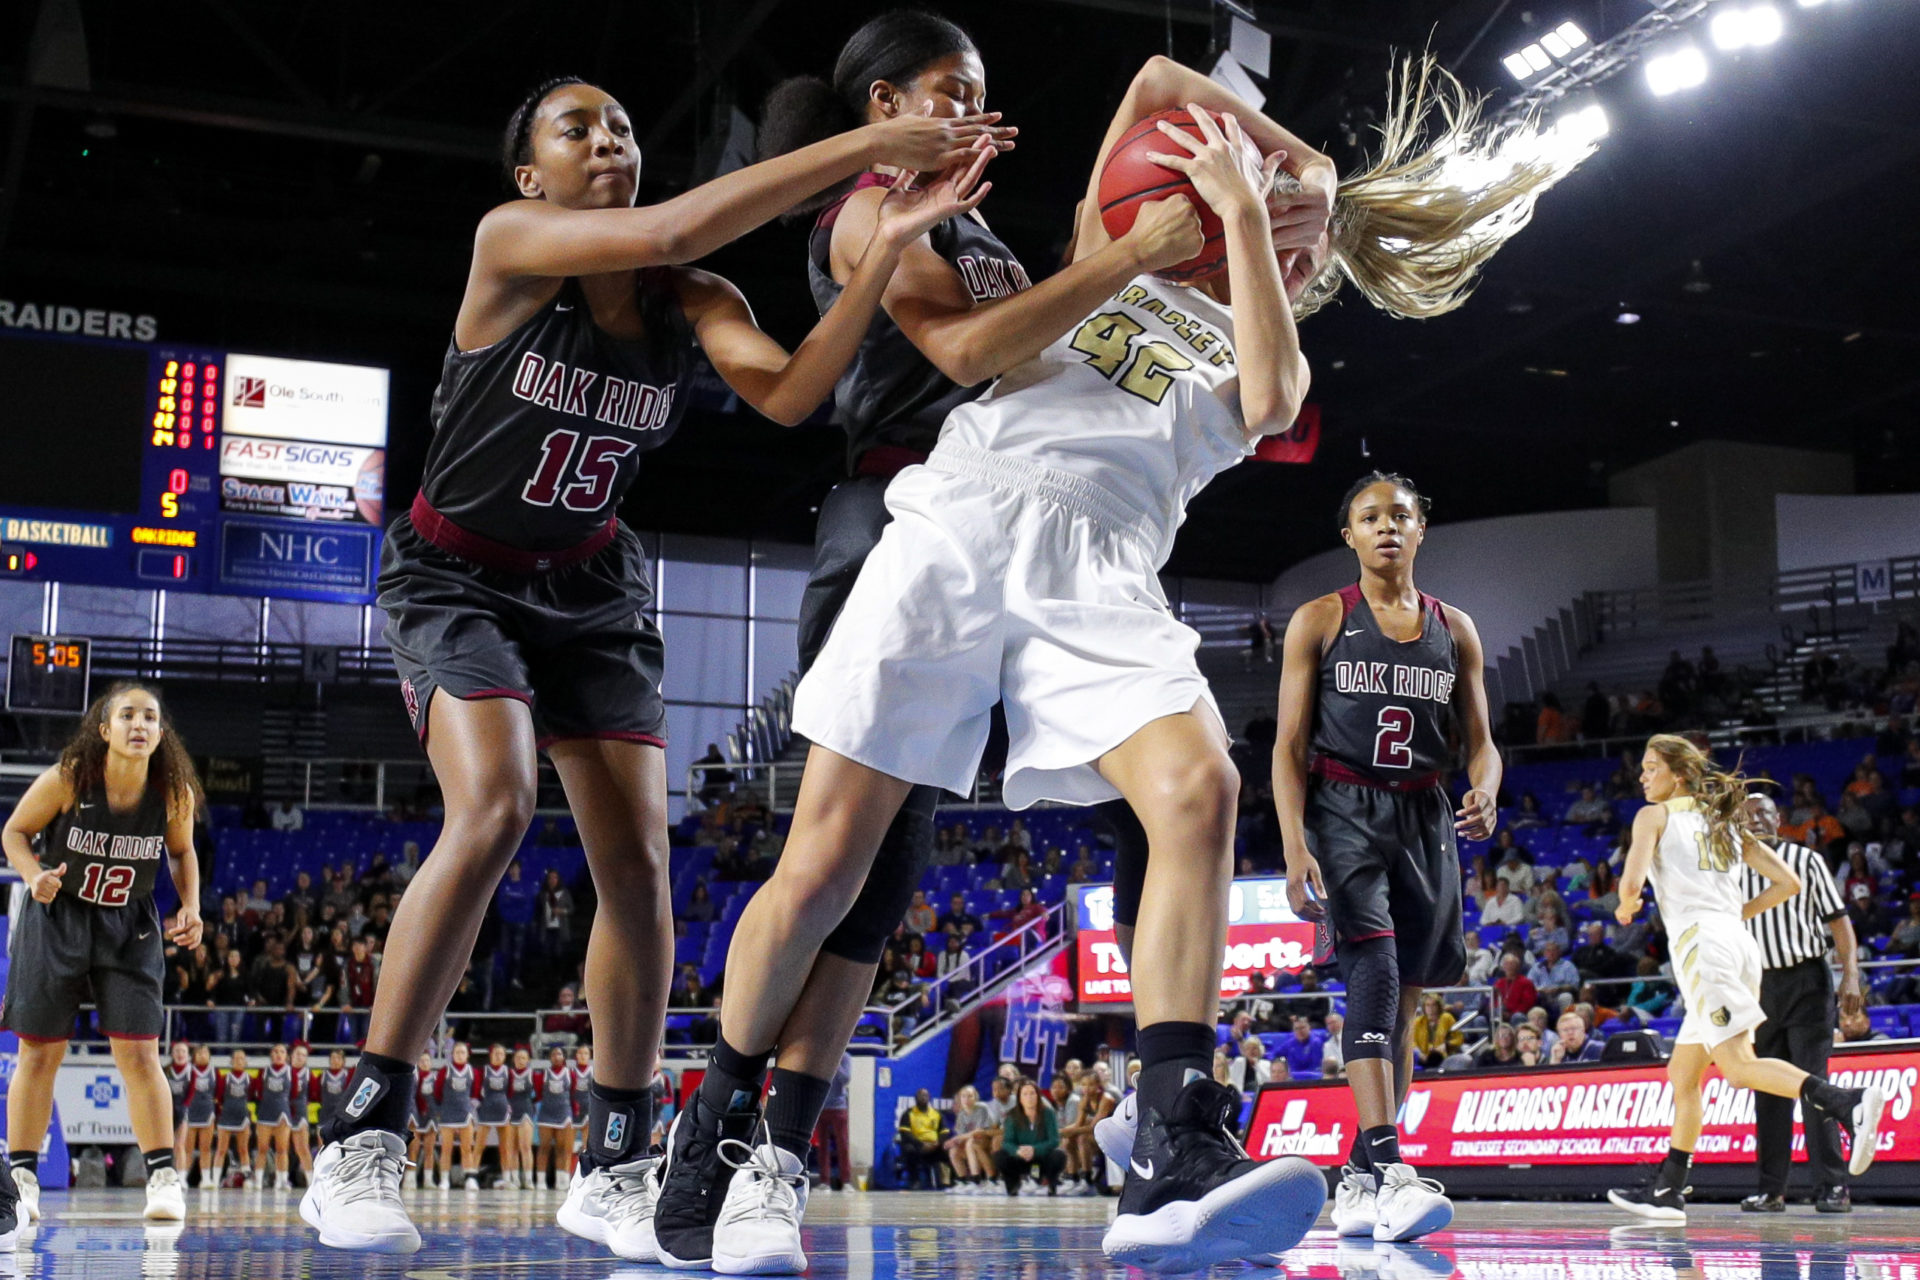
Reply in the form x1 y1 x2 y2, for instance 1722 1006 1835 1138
1338 934 1401 1063
1092 800 1149 929
820 785 940 964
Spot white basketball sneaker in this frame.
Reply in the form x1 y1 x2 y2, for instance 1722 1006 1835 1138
300 1130 421 1254
1330 1168 1377 1236
1094 1091 1138 1170
143 1167 187 1221
1371 1164 1452 1242
558 1156 662 1262
711 1139 809 1276
13 1169 40 1224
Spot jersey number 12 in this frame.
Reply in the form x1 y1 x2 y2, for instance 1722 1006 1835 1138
77 863 136 907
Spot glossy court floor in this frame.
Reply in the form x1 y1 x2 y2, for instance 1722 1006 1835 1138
6 1188 1916 1279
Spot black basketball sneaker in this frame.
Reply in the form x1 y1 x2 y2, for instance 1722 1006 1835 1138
1102 1075 1327 1272
654 1091 761 1269
1607 1179 1688 1223
0 1159 19 1252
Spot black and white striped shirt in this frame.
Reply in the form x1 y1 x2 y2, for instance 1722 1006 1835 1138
1743 839 1847 969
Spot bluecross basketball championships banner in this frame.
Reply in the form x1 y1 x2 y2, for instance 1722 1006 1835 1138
1074 877 1316 1004
1246 1044 1919 1168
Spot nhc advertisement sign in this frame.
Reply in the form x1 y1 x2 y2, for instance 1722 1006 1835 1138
218 519 377 600
1246 1044 1919 1168
1074 877 1315 1005
223 352 389 448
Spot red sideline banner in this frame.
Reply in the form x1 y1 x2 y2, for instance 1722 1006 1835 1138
1074 877 1314 1004
1247 1043 1919 1167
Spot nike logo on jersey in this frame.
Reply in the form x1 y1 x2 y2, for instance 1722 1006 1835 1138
554 302 573 311
136 930 152 941
76 803 94 810
1344 629 1364 637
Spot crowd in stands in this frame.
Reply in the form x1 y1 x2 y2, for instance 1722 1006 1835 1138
908 1061 1127 1196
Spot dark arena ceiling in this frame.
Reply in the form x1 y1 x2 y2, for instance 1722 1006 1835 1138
4 0 1916 581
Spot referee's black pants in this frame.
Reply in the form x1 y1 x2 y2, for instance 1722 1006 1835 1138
1754 958 1846 1196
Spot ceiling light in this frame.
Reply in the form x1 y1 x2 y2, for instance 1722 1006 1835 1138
1552 101 1611 147
1504 20 1593 82
1711 4 1784 50
1553 21 1591 49
1645 43 1709 96
1502 52 1534 79
1616 311 1642 325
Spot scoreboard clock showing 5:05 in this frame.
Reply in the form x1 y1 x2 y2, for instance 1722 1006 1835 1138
6 635 91 714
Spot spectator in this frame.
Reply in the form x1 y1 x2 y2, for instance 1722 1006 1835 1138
904 891 939 935
1059 1074 1112 1194
994 888 1047 939
243 877 274 921
1463 930 1496 986
1536 692 1571 745
1529 941 1582 1012
1007 818 1033 853
210 948 251 1043
281 870 318 921
896 1088 948 1189
1274 1016 1324 1078
967 1077 1015 1177
338 935 376 1042
1001 850 1035 893
271 800 305 832
1321 1013 1346 1077
1066 847 1096 884
1227 1036 1271 1092
669 965 709 1007
1581 683 1612 740
1270 1057 1293 1085
1411 993 1460 1069
1570 922 1619 980
996 1079 1065 1196
903 934 937 981
1510 794 1549 831
935 932 974 1003
1494 953 1537 1020
1530 900 1571 953
542 985 591 1039
1464 855 1499 908
682 880 718 925
1578 862 1623 920
1782 799 1844 853
322 871 356 920
1622 956 1672 1022
1837 791 1876 841
942 1083 989 1191
1837 1008 1885 1045
1212 1048 1233 1086
534 817 569 847
1551 1011 1604 1064
392 840 422 888
937 892 981 937
1566 786 1611 830
1494 841 1535 892
1481 879 1527 927
1516 1025 1547 1068
1891 896 1920 957
881 967 933 1028
1475 1022 1519 1069
538 869 575 958
694 743 733 806
1523 1006 1561 1056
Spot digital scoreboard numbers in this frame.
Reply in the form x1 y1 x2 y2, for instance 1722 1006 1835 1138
6 635 91 714
135 349 225 587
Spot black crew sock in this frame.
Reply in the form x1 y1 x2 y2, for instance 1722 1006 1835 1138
1656 1145 1692 1192
1346 1131 1372 1175
698 1036 768 1117
143 1149 175 1175
1800 1075 1858 1119
1363 1124 1402 1170
582 1082 654 1172
764 1068 832 1160
8 1152 37 1178
325 1050 414 1141
1136 1022 1216 1121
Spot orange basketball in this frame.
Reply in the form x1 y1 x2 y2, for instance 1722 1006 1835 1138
1097 107 1231 284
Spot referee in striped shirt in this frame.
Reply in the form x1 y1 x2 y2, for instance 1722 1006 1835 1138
1740 794 1864 1213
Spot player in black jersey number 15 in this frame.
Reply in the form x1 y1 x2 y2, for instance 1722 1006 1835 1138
300 77 1011 1258
1 683 206 1233
1274 475 1501 1243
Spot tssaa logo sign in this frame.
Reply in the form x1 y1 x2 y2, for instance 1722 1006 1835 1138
218 518 376 602
1073 876 1314 1004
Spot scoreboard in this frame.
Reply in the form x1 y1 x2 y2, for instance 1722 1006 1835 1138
0 330 389 605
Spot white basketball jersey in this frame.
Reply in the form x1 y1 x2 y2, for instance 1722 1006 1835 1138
937 274 1253 565
1649 797 1747 932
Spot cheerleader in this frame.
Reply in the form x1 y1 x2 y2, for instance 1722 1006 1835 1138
315 1050 353 1148
435 1042 482 1191
166 1041 193 1170
506 1047 536 1189
407 1052 439 1189
476 1044 517 1189
183 1044 218 1188
568 1043 593 1166
252 1043 296 1189
287 1044 317 1185
533 1047 575 1190
213 1050 254 1187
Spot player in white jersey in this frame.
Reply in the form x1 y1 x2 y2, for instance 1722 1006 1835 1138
1607 735 1887 1221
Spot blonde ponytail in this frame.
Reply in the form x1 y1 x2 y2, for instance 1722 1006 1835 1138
1645 733 1768 866
1295 55 1596 321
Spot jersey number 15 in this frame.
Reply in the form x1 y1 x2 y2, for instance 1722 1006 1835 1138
523 429 637 512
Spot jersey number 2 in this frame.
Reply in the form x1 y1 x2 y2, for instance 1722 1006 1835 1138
77 863 136 907
1373 707 1415 770
522 429 637 511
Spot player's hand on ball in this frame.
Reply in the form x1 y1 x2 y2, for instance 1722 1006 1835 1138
1454 789 1497 841
1264 154 1334 254
169 905 203 950
31 862 66 904
1284 851 1327 921
866 103 1017 175
873 142 995 251
1123 194 1204 274
1144 105 1267 219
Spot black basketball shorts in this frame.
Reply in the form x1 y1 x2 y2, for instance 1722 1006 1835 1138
1 893 167 1040
378 516 667 751
1304 777 1465 988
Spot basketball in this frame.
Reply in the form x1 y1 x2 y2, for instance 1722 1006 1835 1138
1097 107 1240 283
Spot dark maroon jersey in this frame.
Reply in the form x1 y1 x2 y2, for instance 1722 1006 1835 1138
38 780 169 907
807 173 1031 472
418 271 691 552
1309 584 1459 786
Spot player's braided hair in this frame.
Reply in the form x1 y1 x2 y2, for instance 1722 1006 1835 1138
758 10 977 218
501 75 594 189
1337 470 1430 533
1644 734 1769 866
59 681 203 822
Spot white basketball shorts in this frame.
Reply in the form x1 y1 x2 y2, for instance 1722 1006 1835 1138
791 444 1224 810
1671 914 1765 1049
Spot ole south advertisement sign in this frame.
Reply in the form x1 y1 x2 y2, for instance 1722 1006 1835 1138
1075 877 1315 1004
1247 1044 1920 1168
224 352 389 448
